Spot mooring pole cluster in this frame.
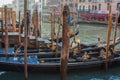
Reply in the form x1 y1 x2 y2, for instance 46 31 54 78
60 5 70 80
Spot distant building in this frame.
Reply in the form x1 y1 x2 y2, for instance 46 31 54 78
48 0 60 15
61 0 79 12
78 0 120 14
78 0 120 23
12 0 31 20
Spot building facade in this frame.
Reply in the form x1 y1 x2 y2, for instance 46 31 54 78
12 0 45 19
12 0 31 20
61 0 79 12
78 0 120 14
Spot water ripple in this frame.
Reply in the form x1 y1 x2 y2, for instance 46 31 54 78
0 71 5 75
109 76 120 80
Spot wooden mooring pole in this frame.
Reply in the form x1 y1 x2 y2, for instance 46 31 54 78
56 18 61 53
24 0 28 80
39 12 41 37
105 3 112 71
35 7 39 50
56 8 63 55
18 11 21 43
2 8 4 38
51 11 53 44
113 12 119 51
51 8 55 44
4 6 8 57
60 5 70 80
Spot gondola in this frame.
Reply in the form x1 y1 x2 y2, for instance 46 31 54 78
0 37 120 72
0 37 120 58
0 50 120 72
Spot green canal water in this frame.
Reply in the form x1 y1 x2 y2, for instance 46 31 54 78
0 23 120 80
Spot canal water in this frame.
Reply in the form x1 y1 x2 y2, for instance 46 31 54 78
0 23 120 80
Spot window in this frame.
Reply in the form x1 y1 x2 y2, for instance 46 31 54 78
95 5 97 10
117 3 120 10
88 0 91 2
79 6 81 10
99 4 101 10
88 5 91 11
92 5 94 10
83 0 85 2
83 5 85 11
69 3 73 7
75 3 78 7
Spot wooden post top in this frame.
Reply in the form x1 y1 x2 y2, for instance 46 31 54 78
63 5 70 16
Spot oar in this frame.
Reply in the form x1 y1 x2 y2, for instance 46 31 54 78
113 12 119 52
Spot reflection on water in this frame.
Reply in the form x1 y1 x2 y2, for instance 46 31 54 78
0 71 5 76
68 66 120 80
1 67 120 80
0 23 120 80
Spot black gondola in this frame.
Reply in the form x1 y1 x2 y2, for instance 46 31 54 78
0 50 120 72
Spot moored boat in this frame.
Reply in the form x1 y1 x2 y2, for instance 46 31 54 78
0 50 120 72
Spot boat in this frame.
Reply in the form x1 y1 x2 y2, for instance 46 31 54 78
0 36 120 72
0 37 119 58
0 49 120 72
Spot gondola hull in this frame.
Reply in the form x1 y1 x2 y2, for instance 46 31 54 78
0 54 120 72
